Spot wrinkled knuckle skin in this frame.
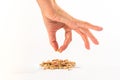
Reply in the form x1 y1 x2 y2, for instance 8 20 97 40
50 41 55 45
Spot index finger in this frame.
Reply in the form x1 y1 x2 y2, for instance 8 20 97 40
58 28 72 53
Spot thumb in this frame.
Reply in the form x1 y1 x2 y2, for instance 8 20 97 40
48 31 59 51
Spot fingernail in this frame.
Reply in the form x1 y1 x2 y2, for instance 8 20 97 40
87 47 90 50
59 51 62 53
55 50 57 52
85 44 90 50
97 26 103 31
97 42 99 45
86 46 90 50
57 49 62 53
54 48 57 52
99 27 103 30
55 48 58 52
95 40 99 45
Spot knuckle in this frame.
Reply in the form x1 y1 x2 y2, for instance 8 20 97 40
50 41 55 45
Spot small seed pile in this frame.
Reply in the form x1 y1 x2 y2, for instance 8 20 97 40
40 59 76 70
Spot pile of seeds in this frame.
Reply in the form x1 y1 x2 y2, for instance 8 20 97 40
40 59 76 70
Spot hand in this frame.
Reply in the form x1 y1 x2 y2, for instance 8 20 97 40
37 0 103 53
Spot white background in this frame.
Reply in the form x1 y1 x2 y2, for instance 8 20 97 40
0 0 120 80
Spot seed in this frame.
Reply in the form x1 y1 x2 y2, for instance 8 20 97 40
40 59 76 70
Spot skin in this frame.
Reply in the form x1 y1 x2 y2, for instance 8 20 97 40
37 0 103 53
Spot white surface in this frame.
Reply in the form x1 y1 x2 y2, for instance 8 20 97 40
0 0 120 80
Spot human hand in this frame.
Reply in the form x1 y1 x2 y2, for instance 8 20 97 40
37 0 103 53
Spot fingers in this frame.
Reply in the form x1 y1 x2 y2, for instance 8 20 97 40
55 16 103 31
75 29 90 49
48 31 58 51
58 28 72 53
85 30 99 45
79 28 99 45
47 12 102 51
77 21 103 31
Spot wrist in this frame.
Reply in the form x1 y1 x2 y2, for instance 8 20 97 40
37 0 56 10
37 0 58 17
